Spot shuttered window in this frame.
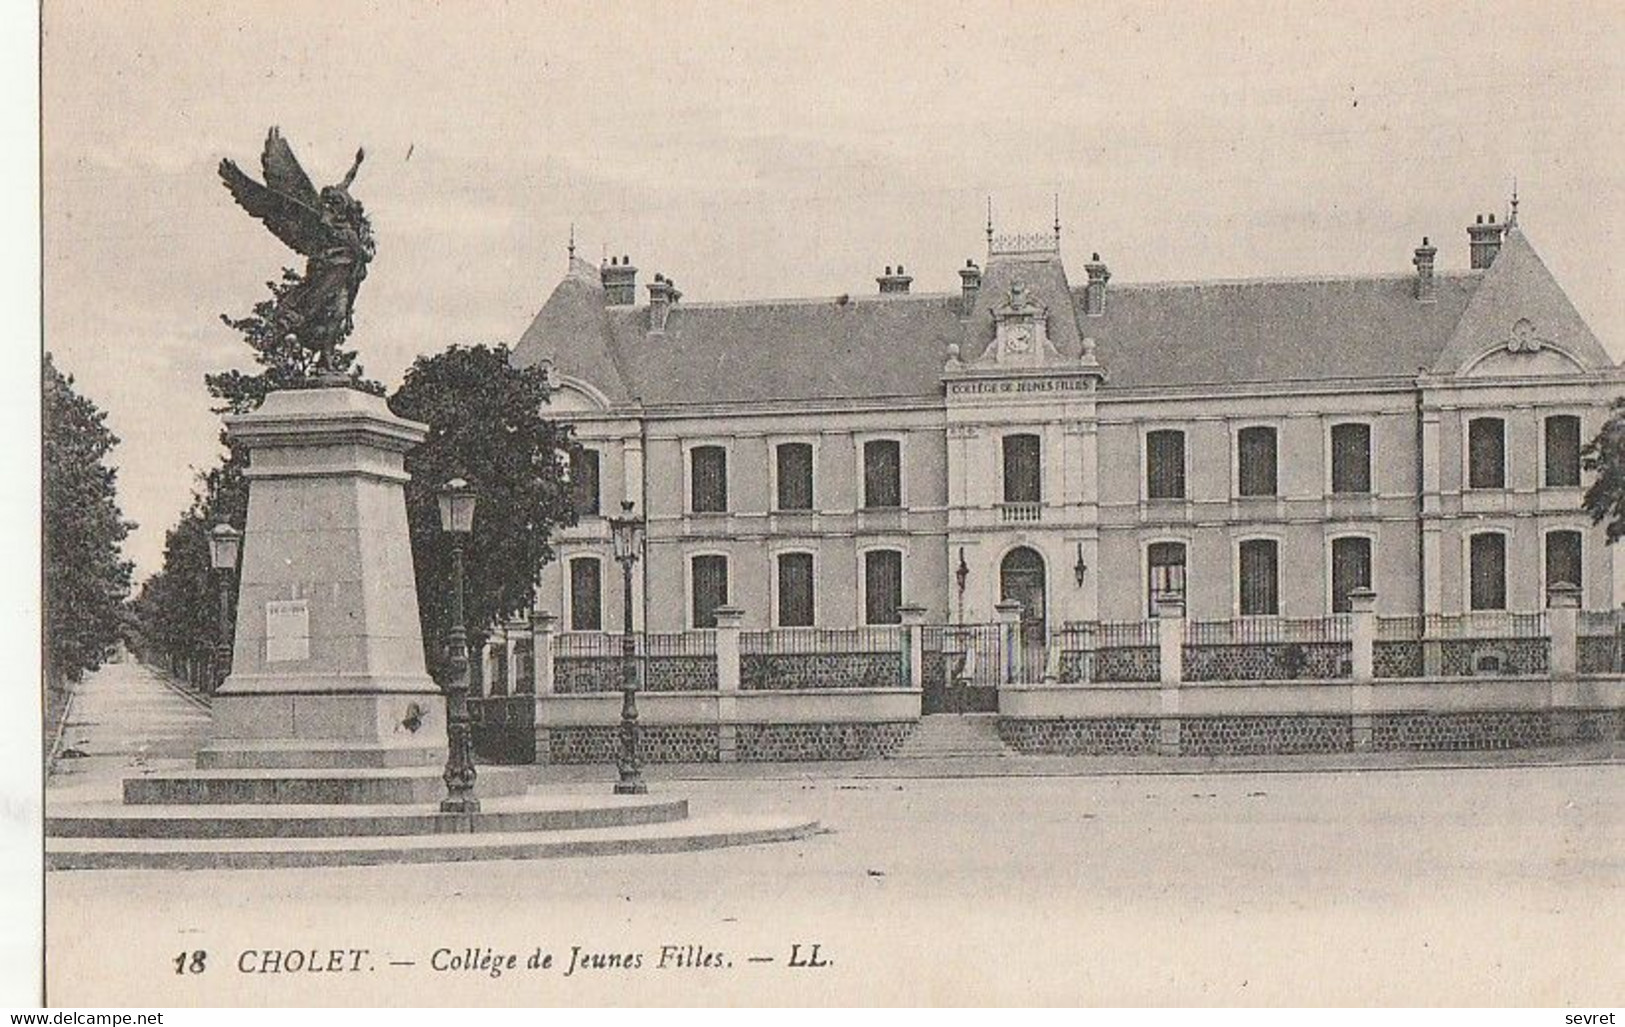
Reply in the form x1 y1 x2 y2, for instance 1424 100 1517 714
569 557 602 632
776 443 814 511
570 449 601 516
863 440 902 508
1147 541 1187 616
1330 423 1372 494
1544 416 1582 488
776 552 815 627
691 555 729 629
1146 430 1186 500
1237 427 1278 497
690 446 728 513
1330 536 1372 613
864 549 903 625
1469 533 1507 611
1002 434 1042 503
1468 418 1505 490
1238 539 1280 616
1545 530 1583 591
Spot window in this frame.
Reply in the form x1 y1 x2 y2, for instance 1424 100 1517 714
863 439 902 508
1237 426 1278 498
1468 417 1505 490
1544 415 1582 488
1469 533 1507 611
775 443 814 511
1545 530 1583 591
568 557 602 632
1147 541 1187 616
863 549 903 625
1238 539 1280 616
776 552 815 627
690 445 728 513
1002 434 1042 503
569 448 601 517
1146 430 1186 500
1330 536 1373 613
690 555 729 628
1330 423 1372 494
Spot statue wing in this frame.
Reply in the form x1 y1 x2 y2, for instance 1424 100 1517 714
218 128 328 256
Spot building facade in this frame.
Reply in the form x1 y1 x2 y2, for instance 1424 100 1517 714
513 207 1623 645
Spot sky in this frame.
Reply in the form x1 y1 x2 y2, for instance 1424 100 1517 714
41 0 1625 578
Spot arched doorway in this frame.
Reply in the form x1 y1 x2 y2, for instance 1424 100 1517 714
999 546 1047 646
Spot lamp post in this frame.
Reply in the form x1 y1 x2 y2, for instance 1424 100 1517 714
437 478 479 814
207 524 243 694
608 499 647 795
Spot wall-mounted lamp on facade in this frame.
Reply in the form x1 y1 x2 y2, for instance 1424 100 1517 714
955 547 970 596
1074 543 1088 587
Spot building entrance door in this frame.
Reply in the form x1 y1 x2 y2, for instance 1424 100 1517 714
1000 547 1047 682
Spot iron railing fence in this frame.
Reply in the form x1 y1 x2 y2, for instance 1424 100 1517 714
1578 609 1625 636
740 626 904 655
1184 616 1353 645
1422 612 1548 639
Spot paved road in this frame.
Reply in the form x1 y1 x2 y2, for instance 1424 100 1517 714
47 658 212 805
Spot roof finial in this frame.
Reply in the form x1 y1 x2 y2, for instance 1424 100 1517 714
567 222 576 262
1508 177 1520 229
986 196 994 249
1053 192 1061 244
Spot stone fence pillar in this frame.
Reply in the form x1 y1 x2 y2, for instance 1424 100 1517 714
504 619 526 693
1548 582 1582 741
994 600 1023 685
530 611 556 695
481 635 503 698
1348 587 1377 752
1154 592 1185 755
713 606 744 764
899 605 927 691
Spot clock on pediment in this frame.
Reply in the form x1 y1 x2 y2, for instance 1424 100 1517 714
989 280 1055 365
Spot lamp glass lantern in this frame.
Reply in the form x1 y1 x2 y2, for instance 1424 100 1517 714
609 500 645 562
437 477 477 535
208 523 243 571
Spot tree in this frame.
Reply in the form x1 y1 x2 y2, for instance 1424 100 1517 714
1582 397 1625 545
388 344 579 682
43 353 134 685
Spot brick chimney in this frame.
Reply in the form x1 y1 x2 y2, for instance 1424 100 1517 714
1413 236 1438 303
601 254 637 305
1083 253 1111 316
958 259 981 316
876 264 913 295
647 273 680 332
1467 214 1506 270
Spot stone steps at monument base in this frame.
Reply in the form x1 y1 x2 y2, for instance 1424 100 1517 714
889 714 1013 760
45 812 823 870
196 740 448 770
122 765 535 806
46 794 690 840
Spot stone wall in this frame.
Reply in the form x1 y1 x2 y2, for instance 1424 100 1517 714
1374 641 1424 679
998 717 1160 755
1371 711 1550 751
1436 639 1549 677
1180 715 1350 755
554 656 717 693
543 724 721 764
1183 643 1350 682
741 652 903 690
1578 637 1624 674
734 722 915 761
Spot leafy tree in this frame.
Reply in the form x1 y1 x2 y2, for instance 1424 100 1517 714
43 353 134 685
1582 397 1625 545
388 344 579 682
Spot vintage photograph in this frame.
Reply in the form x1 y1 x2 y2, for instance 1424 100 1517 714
36 0 1625 1008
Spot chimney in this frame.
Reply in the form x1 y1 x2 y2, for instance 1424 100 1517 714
1083 253 1111 316
1467 213 1506 270
876 264 913 295
647 273 680 332
1413 236 1438 303
958 258 981 315
601 254 637 305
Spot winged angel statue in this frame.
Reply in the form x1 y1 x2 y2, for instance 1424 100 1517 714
219 128 375 374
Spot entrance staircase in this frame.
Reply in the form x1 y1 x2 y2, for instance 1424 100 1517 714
889 714 1013 760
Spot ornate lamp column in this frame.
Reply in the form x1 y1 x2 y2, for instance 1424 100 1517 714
437 478 480 814
207 523 243 694
609 499 647 795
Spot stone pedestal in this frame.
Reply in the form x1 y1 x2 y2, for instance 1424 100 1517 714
197 387 446 771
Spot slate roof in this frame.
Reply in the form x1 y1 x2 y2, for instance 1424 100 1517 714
510 228 1611 408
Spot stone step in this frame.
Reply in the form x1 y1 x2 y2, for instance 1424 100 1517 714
46 812 823 871
47 794 689 840
890 714 1012 760
122 766 535 806
196 740 447 771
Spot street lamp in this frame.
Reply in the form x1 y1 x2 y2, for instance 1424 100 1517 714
436 477 479 814
608 499 647 795
207 523 242 694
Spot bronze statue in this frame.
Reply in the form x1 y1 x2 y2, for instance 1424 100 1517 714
219 127 375 375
